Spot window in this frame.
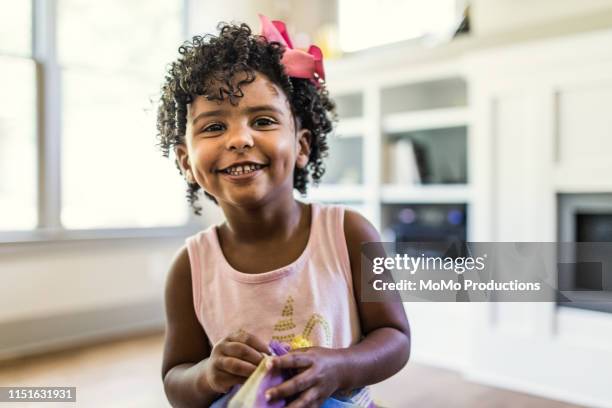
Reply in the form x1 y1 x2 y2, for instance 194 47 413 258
0 1 36 230
58 0 187 229
338 0 460 52
0 0 31 55
1 0 189 236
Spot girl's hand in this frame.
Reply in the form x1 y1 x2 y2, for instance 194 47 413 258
201 330 269 394
264 347 345 407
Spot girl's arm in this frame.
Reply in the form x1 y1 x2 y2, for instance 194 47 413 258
265 210 410 406
161 247 220 407
336 208 411 389
162 247 271 407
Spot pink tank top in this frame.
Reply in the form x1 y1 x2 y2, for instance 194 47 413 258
185 202 362 348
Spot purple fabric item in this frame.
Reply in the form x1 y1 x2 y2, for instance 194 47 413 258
269 340 290 356
254 367 285 407
255 340 293 407
212 341 293 407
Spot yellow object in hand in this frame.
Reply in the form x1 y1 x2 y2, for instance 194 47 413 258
290 335 312 350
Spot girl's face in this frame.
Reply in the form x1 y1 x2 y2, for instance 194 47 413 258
175 73 311 208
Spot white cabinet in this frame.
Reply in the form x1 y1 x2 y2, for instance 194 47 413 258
307 56 476 375
314 27 612 407
557 82 612 166
466 29 612 407
306 61 473 237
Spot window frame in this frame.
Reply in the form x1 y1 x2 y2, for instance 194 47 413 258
0 0 199 244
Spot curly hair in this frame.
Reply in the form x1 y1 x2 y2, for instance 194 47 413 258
156 22 336 215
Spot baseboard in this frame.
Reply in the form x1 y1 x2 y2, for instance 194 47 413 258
0 299 165 362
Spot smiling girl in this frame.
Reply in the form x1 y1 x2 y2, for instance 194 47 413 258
158 16 410 407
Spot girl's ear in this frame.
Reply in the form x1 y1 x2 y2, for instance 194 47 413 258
175 144 195 183
295 129 311 169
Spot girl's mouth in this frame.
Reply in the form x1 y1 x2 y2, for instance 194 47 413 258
218 163 268 181
221 163 264 175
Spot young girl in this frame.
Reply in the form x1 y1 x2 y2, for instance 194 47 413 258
158 15 410 407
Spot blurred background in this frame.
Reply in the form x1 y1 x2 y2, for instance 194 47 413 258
2 0 612 406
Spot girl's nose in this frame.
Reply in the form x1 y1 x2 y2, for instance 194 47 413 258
225 125 254 151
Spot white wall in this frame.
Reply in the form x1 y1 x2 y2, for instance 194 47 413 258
0 199 223 359
188 0 612 40
1 240 176 322
188 0 259 36
188 0 336 41
0 238 176 359
471 0 612 37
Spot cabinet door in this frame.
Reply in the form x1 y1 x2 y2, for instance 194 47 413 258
554 79 612 191
469 72 612 407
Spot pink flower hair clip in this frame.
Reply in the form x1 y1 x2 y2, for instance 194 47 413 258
258 14 325 87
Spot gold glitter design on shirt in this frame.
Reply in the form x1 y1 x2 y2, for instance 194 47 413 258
271 295 332 347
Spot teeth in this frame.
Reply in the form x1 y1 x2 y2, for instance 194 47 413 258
224 164 263 175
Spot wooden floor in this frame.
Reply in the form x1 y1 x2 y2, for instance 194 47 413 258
0 332 584 408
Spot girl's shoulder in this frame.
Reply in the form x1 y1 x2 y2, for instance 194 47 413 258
342 207 379 240
185 222 218 244
164 245 193 307
342 207 383 278
313 201 381 255
162 245 201 333
183 223 220 264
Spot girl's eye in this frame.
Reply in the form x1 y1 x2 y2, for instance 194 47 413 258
253 117 277 128
201 123 225 134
